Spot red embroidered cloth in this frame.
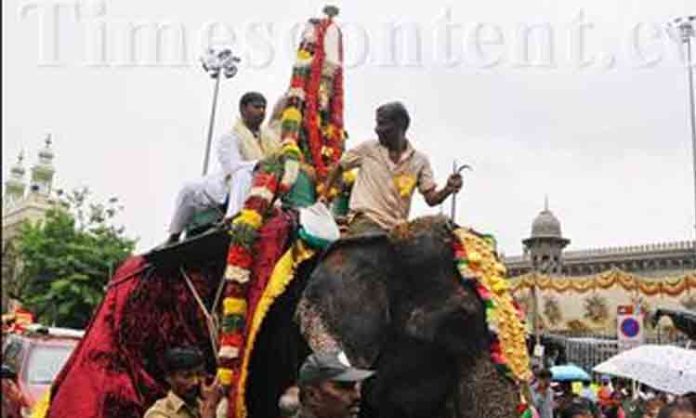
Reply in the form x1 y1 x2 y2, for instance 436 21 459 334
46 212 293 418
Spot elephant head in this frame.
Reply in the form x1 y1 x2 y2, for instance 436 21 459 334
298 215 520 418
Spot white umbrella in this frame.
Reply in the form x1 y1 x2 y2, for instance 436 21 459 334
593 345 696 395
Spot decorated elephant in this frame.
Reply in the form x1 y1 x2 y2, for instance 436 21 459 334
245 215 528 418
40 213 529 418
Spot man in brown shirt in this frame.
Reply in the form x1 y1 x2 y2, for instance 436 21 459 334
321 101 462 234
144 347 224 418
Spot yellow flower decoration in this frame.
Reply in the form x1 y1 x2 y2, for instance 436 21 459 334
282 141 301 153
323 124 337 138
453 228 532 382
282 107 302 123
297 49 312 61
233 209 263 229
316 183 339 198
393 173 417 197
217 368 234 386
342 169 357 185
467 251 482 265
492 279 509 294
223 297 247 316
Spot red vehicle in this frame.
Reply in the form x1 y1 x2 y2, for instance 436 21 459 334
1 325 82 418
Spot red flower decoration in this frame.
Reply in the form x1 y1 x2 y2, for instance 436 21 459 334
244 196 268 213
221 332 244 348
227 246 254 269
251 172 279 192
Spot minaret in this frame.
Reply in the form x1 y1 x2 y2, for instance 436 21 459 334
4 152 27 208
30 134 55 196
522 198 570 275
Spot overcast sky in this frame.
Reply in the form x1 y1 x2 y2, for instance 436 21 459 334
2 0 694 256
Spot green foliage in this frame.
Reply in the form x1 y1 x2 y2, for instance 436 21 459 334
14 187 136 328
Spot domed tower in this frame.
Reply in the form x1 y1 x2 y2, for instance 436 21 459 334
4 152 27 208
522 198 570 275
29 134 55 196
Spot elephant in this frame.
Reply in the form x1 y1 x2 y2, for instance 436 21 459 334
43 213 523 418
246 215 521 418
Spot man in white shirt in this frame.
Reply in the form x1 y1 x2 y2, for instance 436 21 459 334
166 92 281 244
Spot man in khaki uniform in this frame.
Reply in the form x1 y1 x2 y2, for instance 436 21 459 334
144 347 224 418
321 101 462 234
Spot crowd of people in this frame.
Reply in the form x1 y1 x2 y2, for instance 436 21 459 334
530 368 696 418
144 347 696 418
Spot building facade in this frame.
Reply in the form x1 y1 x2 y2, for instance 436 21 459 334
504 206 695 278
502 204 696 336
2 135 57 310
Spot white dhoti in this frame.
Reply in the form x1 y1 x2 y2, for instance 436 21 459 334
168 166 255 235
167 120 280 237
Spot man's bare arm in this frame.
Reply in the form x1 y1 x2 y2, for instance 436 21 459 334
423 173 462 206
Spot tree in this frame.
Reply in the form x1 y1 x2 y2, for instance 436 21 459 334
14 187 136 328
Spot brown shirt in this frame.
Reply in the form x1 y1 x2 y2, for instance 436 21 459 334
144 392 227 418
339 140 436 230
144 391 201 418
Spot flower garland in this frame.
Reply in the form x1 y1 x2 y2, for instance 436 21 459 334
452 228 532 383
217 12 344 415
286 18 345 196
234 241 316 418
510 270 696 297
218 159 284 389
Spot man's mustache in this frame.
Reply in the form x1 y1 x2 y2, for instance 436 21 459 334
183 386 201 403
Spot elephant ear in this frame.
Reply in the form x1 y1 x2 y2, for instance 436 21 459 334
298 235 392 367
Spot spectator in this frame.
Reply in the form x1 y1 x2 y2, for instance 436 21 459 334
605 391 626 418
560 399 595 418
598 377 614 411
143 347 223 418
657 401 696 418
295 351 374 418
581 381 597 403
621 389 643 418
557 382 579 413
683 393 696 411
532 369 554 418
644 397 667 418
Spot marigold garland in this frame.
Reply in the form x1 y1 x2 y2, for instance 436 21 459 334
510 270 695 297
217 12 344 418
452 228 532 383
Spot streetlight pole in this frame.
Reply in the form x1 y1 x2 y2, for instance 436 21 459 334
672 16 696 258
203 74 222 176
200 47 240 176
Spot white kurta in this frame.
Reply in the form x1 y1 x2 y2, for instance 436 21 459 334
168 130 259 234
